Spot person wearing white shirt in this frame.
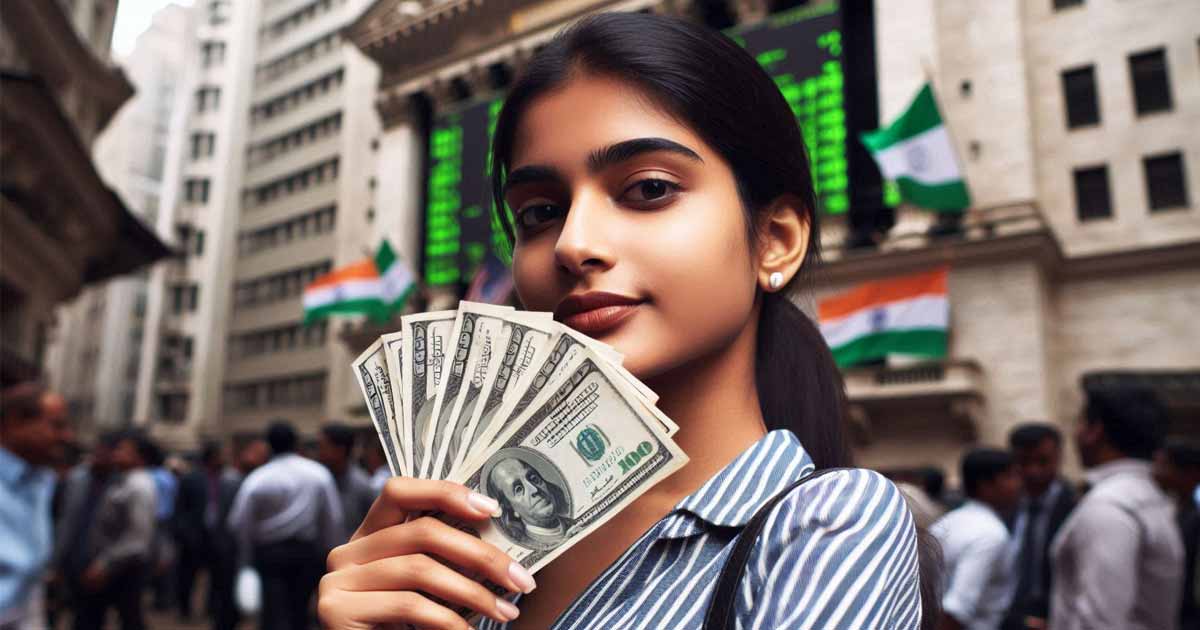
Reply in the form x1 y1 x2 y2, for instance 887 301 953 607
227 421 342 630
1050 386 1183 630
932 448 1023 630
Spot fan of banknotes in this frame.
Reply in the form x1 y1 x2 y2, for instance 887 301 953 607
352 301 688 575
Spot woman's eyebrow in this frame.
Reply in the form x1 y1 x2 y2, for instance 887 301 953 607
587 137 703 172
502 137 702 196
503 165 564 197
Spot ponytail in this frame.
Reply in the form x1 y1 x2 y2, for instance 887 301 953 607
757 292 944 628
754 292 852 469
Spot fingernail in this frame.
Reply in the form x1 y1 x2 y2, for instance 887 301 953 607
495 598 520 621
508 561 537 593
467 492 501 517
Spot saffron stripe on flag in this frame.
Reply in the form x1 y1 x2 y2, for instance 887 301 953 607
818 268 948 321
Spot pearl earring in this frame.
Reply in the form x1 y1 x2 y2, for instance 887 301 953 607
768 272 784 290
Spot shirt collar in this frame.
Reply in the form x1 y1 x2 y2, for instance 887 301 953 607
0 444 53 488
1085 457 1152 487
671 430 814 533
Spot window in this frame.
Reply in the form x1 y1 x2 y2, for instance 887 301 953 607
1129 48 1172 115
195 86 221 113
190 132 215 159
244 159 339 209
184 178 210 203
1143 152 1188 212
250 68 344 125
158 393 189 422
1073 165 1112 222
208 0 231 25
1053 0 1083 9
233 260 332 308
1061 65 1099 128
170 283 200 314
201 40 226 67
224 372 327 411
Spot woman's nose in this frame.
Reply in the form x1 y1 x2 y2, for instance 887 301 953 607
554 189 616 276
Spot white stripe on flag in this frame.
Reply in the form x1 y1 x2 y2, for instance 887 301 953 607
380 261 414 303
820 295 948 349
303 278 384 309
871 126 962 185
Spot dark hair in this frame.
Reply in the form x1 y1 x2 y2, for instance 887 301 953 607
321 421 356 455
919 466 945 500
0 381 46 426
488 12 849 469
266 420 298 454
96 430 122 449
118 430 161 467
200 440 222 465
1083 386 1167 460
961 448 1013 498
1008 422 1062 451
1164 439 1200 469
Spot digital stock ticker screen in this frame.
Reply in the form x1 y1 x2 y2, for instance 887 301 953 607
421 1 877 287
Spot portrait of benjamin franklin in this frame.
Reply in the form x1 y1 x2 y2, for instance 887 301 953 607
483 448 575 550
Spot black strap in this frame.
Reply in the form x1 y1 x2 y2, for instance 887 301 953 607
702 467 848 630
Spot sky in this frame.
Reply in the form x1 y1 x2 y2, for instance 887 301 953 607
111 0 195 58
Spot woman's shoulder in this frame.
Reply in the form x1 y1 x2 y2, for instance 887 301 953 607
768 467 914 539
742 468 923 629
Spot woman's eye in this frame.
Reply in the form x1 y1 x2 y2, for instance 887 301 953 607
623 179 679 204
516 203 563 230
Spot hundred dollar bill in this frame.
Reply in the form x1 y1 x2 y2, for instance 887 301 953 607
449 313 559 478
380 330 408 471
425 302 513 481
351 339 406 476
400 310 457 478
452 352 688 573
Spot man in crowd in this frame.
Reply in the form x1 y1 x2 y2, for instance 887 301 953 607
0 382 71 627
932 448 1023 630
146 441 178 613
228 421 342 630
53 432 118 627
236 435 270 475
73 431 159 630
362 435 390 494
1003 423 1077 630
316 422 375 541
1155 439 1200 630
1050 386 1183 630
175 440 244 629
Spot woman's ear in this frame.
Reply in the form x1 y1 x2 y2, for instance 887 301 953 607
755 194 811 292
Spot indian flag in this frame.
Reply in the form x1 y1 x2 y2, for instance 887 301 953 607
303 239 415 323
861 84 970 211
818 268 949 367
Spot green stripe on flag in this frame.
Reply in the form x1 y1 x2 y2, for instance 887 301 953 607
895 177 970 212
304 298 389 325
860 84 942 152
831 329 947 368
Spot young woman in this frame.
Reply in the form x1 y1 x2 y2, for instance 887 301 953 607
319 12 924 629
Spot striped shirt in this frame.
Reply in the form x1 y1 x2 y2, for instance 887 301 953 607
479 430 922 629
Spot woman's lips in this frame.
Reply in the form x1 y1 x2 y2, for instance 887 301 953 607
554 292 644 336
560 304 640 335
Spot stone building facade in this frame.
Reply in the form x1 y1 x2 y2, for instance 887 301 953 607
343 0 1198 480
0 0 170 391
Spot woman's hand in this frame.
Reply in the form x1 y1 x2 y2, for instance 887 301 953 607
319 478 538 629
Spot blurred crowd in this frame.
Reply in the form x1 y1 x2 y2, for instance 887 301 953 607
2 379 1197 630
0 381 392 630
887 385 1199 630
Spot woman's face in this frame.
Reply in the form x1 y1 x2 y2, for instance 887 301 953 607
506 74 759 380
